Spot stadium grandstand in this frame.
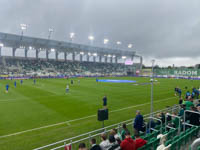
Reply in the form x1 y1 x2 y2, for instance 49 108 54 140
0 32 142 77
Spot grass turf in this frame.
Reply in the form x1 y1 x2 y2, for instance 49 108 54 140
0 77 199 150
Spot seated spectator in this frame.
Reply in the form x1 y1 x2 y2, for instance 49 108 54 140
156 112 165 125
185 99 194 110
187 106 200 126
121 124 129 140
100 133 111 150
156 134 171 150
178 104 186 117
79 143 88 150
108 135 121 150
110 129 121 144
133 110 144 133
120 131 136 150
146 119 156 133
171 112 179 128
90 138 101 150
134 131 147 149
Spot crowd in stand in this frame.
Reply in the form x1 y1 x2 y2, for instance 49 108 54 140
78 127 146 150
76 87 200 150
0 57 137 76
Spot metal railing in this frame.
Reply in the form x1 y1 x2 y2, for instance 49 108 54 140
33 105 179 150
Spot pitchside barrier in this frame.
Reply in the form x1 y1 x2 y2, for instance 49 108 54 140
33 105 180 150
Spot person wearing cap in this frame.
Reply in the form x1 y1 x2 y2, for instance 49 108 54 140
120 131 136 150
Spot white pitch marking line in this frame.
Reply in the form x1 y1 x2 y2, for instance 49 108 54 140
0 96 176 139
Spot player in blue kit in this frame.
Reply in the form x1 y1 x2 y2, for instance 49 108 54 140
5 84 9 93
20 80 23 85
14 81 17 88
34 79 36 85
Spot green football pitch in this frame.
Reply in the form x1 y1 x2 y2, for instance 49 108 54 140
0 77 199 150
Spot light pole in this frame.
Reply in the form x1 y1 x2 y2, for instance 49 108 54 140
150 59 155 116
70 32 75 42
20 24 27 36
48 28 54 40
0 43 4 57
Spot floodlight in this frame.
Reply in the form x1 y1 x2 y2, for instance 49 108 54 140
51 48 55 52
20 24 27 30
29 46 33 50
0 43 4 47
113 55 116 58
80 52 84 55
103 39 109 44
107 54 111 57
93 53 97 56
88 35 94 41
104 55 107 57
70 32 75 39
49 28 54 32
116 41 122 45
128 44 133 48
122 56 127 59
88 52 91 56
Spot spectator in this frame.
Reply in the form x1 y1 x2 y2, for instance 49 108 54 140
110 129 121 144
108 135 121 150
90 138 101 150
121 124 130 140
146 119 156 133
187 106 200 126
134 131 147 149
79 143 88 150
171 112 179 128
185 99 194 110
133 110 144 132
120 131 136 150
99 133 111 150
178 104 186 117
179 97 183 105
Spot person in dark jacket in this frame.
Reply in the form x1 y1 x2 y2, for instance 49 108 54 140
187 107 200 126
90 138 102 150
108 135 121 150
133 110 144 132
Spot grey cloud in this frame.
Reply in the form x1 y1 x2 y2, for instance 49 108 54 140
0 0 200 60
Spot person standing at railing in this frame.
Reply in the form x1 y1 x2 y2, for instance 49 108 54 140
133 110 144 133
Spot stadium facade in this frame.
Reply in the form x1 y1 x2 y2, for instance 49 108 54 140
0 32 143 77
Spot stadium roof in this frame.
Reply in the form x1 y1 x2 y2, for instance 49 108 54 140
0 32 135 57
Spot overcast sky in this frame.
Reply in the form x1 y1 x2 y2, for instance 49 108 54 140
0 0 200 66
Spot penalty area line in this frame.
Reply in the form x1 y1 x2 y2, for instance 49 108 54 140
0 96 176 139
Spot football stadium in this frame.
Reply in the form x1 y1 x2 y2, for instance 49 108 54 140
1 1 200 150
